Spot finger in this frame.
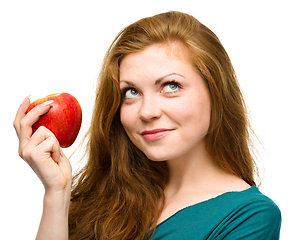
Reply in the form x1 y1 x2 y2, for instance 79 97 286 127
25 126 61 164
25 132 61 168
18 100 54 147
38 134 61 164
25 125 55 148
13 95 31 137
57 152 72 187
59 147 64 157
58 153 71 172
26 135 62 189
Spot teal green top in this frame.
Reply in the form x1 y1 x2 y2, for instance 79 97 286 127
150 186 281 239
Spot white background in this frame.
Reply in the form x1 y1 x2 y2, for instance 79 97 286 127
1 0 292 239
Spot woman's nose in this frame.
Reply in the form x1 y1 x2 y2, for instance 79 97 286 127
139 96 162 121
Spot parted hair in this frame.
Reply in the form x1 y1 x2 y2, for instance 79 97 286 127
69 11 258 240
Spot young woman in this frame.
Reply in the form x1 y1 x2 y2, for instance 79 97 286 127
14 11 281 240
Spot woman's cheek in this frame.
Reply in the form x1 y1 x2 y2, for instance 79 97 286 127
120 105 136 134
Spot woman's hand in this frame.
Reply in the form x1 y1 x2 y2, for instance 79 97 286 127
13 95 72 195
14 95 72 239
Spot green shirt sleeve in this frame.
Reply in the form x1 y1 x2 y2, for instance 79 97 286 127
212 196 281 239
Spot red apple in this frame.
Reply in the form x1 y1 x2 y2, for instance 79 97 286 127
27 92 82 148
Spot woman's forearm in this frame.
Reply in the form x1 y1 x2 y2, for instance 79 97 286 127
36 191 70 240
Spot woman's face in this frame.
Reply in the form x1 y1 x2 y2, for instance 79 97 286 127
119 43 211 162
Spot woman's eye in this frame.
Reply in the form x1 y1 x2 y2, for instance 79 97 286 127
124 88 139 98
162 82 180 93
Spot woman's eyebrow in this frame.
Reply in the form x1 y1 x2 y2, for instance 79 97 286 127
154 73 184 85
119 80 135 86
120 73 184 86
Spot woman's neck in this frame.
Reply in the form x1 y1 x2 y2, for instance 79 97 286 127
164 140 247 198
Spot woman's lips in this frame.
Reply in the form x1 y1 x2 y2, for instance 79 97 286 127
141 129 174 141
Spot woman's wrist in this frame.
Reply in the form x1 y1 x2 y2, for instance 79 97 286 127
43 187 71 211
35 190 71 240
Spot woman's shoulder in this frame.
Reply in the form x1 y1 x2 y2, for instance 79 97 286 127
203 176 281 219
212 185 281 222
199 185 281 221
213 186 282 239
152 186 281 240
227 185 280 213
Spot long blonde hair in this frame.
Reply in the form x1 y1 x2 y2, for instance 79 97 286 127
69 11 258 239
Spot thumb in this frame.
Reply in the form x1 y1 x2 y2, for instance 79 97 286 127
58 153 72 178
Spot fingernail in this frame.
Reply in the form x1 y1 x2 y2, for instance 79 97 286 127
22 94 31 104
41 100 54 106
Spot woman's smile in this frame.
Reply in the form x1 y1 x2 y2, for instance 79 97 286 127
141 128 174 141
